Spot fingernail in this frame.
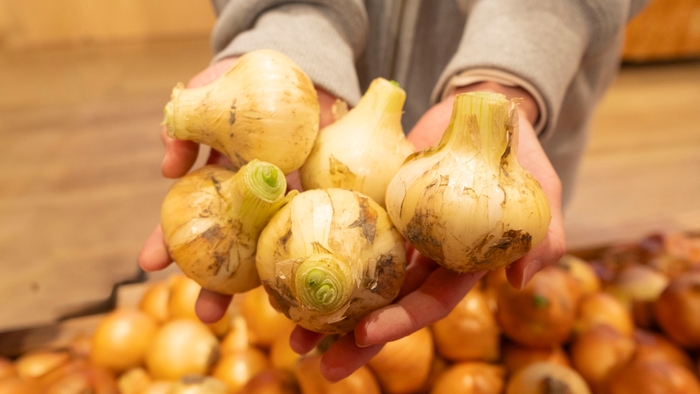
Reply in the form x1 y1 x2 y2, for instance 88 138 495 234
520 259 542 289
355 321 375 348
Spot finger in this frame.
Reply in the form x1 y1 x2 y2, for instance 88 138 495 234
161 126 199 178
398 245 439 298
285 170 304 193
187 57 239 88
289 325 324 355
355 268 486 347
205 149 234 168
319 332 384 382
138 225 172 272
195 288 233 324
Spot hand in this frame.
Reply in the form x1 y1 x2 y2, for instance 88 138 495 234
289 81 566 382
138 58 338 321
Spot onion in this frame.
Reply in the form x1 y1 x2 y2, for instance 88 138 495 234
68 333 92 360
211 348 270 393
163 49 320 175
556 254 601 296
170 375 227 394
15 351 70 379
240 286 295 349
238 369 300 394
40 360 118 394
0 377 42 394
168 274 234 337
605 265 668 328
145 319 220 380
0 357 17 381
141 381 174 394
654 271 700 349
632 329 695 371
481 267 507 313
299 78 414 207
269 329 301 372
430 362 505 394
220 315 251 356
606 359 700 394
117 368 151 394
385 92 551 273
139 280 170 324
256 188 406 334
90 308 159 373
496 267 578 347
162 162 296 295
367 327 434 394
501 341 570 375
574 292 634 337
569 324 636 392
431 286 500 362
505 362 591 394
294 355 380 394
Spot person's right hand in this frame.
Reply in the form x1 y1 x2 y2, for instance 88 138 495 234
138 57 338 322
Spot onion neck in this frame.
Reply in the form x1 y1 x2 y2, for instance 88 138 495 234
163 83 209 142
348 78 406 138
294 253 353 314
229 160 297 236
439 92 512 170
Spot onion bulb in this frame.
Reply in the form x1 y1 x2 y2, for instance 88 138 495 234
632 329 695 371
170 375 227 394
15 351 70 379
606 359 700 394
431 286 500 362
294 355 380 394
574 292 634 337
167 275 233 336
367 327 434 394
145 319 220 380
430 362 505 394
220 315 251 356
299 78 413 207
269 328 301 372
654 271 700 349
211 348 270 394
556 254 601 296
139 280 170 324
89 308 158 373
569 324 636 392
605 265 668 328
238 369 300 394
161 161 297 295
141 381 175 394
0 377 41 394
496 267 577 347
118 368 151 394
256 188 406 334
505 362 591 394
501 342 570 375
385 92 551 272
41 360 118 394
240 286 295 349
163 49 320 174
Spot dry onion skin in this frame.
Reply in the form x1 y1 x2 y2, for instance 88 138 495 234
145 319 220 380
163 49 320 175
430 362 505 394
299 78 414 207
256 188 406 334
431 286 500 362
496 267 578 347
161 162 297 295
606 359 700 394
367 327 434 394
505 362 591 394
294 355 381 394
89 308 158 373
654 271 700 349
569 324 636 393
385 92 551 273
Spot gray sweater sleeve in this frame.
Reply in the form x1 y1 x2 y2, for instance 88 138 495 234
209 0 368 105
436 0 649 138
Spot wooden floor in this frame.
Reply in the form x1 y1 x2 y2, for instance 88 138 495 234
1 37 699 331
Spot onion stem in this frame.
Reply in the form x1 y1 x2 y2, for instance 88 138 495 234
294 253 353 314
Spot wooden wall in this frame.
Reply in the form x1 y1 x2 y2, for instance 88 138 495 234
0 0 216 49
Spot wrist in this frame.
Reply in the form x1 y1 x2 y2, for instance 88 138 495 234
451 81 539 126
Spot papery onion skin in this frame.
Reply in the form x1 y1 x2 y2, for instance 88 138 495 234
256 188 406 334
367 328 434 394
163 49 320 175
300 78 414 207
161 162 296 295
386 92 551 273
